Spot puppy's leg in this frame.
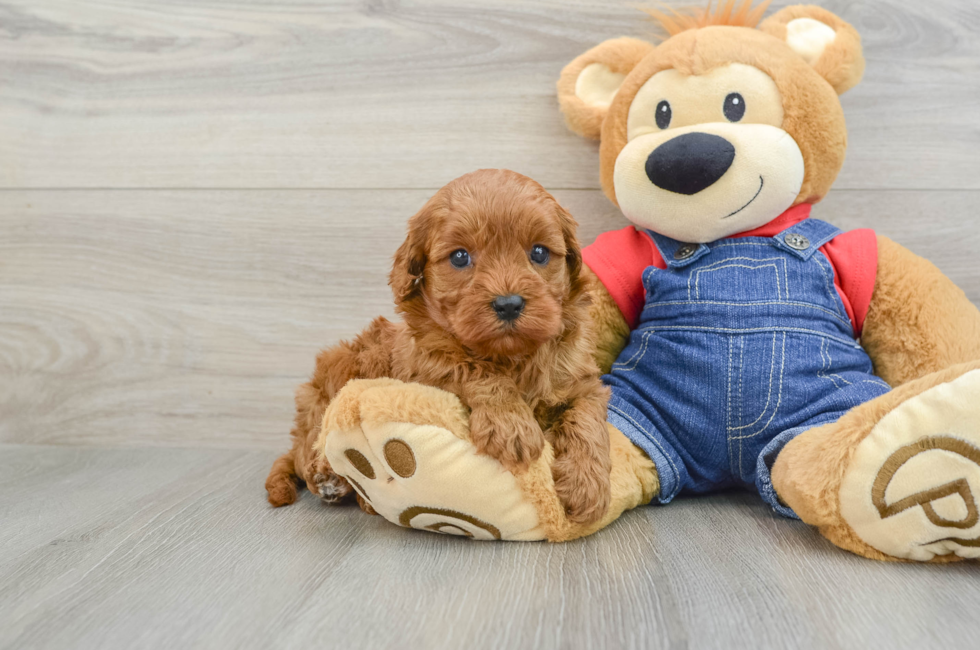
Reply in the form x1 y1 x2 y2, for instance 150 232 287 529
551 385 612 525
465 377 546 472
266 449 299 507
269 317 395 506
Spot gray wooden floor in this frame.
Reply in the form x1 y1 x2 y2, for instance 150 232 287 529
2 1 979 648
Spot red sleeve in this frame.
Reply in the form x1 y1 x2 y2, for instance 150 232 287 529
819 229 877 337
582 226 665 329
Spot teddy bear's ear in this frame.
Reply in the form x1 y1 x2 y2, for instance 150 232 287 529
557 37 655 140
760 5 865 95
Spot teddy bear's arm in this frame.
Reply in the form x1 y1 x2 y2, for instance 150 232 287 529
861 235 980 387
582 264 631 375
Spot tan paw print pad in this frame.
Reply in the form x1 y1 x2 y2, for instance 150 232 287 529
840 370 980 561
321 380 546 541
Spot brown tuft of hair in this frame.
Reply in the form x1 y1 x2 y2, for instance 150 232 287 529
643 0 771 37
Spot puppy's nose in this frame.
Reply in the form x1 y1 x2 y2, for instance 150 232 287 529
492 294 525 322
645 132 735 195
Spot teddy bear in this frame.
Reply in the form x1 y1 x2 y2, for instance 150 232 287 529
317 1 980 562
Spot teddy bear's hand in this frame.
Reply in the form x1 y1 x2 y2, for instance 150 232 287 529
320 378 547 541
469 404 546 473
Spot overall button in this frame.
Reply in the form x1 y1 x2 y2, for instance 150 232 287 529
784 233 810 250
674 243 698 260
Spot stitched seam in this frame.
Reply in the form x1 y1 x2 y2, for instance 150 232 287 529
692 257 785 301
814 250 848 321
647 232 678 269
730 333 787 443
612 329 653 372
726 336 735 474
642 300 853 329
817 338 842 389
824 338 852 387
730 333 778 432
861 379 892 389
738 336 745 443
696 263 782 302
711 241 773 248
634 325 861 347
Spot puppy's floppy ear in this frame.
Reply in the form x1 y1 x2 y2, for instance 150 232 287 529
389 204 434 305
555 203 583 292
760 5 865 95
557 37 655 140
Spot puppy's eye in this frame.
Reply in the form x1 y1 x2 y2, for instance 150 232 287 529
449 249 471 269
655 100 671 130
723 93 745 122
529 245 550 265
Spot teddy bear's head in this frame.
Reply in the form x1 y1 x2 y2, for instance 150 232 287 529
558 2 864 243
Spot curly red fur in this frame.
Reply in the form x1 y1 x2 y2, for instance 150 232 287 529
266 169 612 524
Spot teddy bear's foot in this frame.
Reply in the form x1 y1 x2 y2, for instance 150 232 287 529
774 361 980 561
319 378 547 540
839 366 980 561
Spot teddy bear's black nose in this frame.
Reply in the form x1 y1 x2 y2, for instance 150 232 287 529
492 294 525 322
645 132 736 195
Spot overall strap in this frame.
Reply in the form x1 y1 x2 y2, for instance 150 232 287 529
646 231 711 269
770 218 842 260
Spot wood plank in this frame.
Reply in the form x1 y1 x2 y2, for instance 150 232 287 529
1 444 978 650
2 188 978 449
1 0 978 190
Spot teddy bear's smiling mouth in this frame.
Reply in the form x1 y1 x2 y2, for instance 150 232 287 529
722 175 764 219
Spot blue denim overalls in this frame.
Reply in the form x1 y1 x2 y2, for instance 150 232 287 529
604 218 891 517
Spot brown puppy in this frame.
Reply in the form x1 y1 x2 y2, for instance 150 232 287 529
265 169 612 524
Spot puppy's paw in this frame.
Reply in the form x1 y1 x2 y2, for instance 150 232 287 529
266 474 298 507
469 407 545 472
552 455 612 525
313 472 354 504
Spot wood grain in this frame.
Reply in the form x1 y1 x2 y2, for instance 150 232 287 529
1 188 977 449
1 444 978 650
2 1 980 647
1 0 978 189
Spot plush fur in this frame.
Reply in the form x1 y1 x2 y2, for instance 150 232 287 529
557 37 654 141
553 1 980 560
266 169 612 524
862 236 980 387
758 4 865 94
581 266 632 375
644 0 772 37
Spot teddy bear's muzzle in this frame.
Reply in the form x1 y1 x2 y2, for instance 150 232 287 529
644 132 736 195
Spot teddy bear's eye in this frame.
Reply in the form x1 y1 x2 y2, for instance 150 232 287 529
449 249 471 269
655 100 672 129
724 93 745 122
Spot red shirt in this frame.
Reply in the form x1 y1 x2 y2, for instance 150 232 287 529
582 204 877 337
